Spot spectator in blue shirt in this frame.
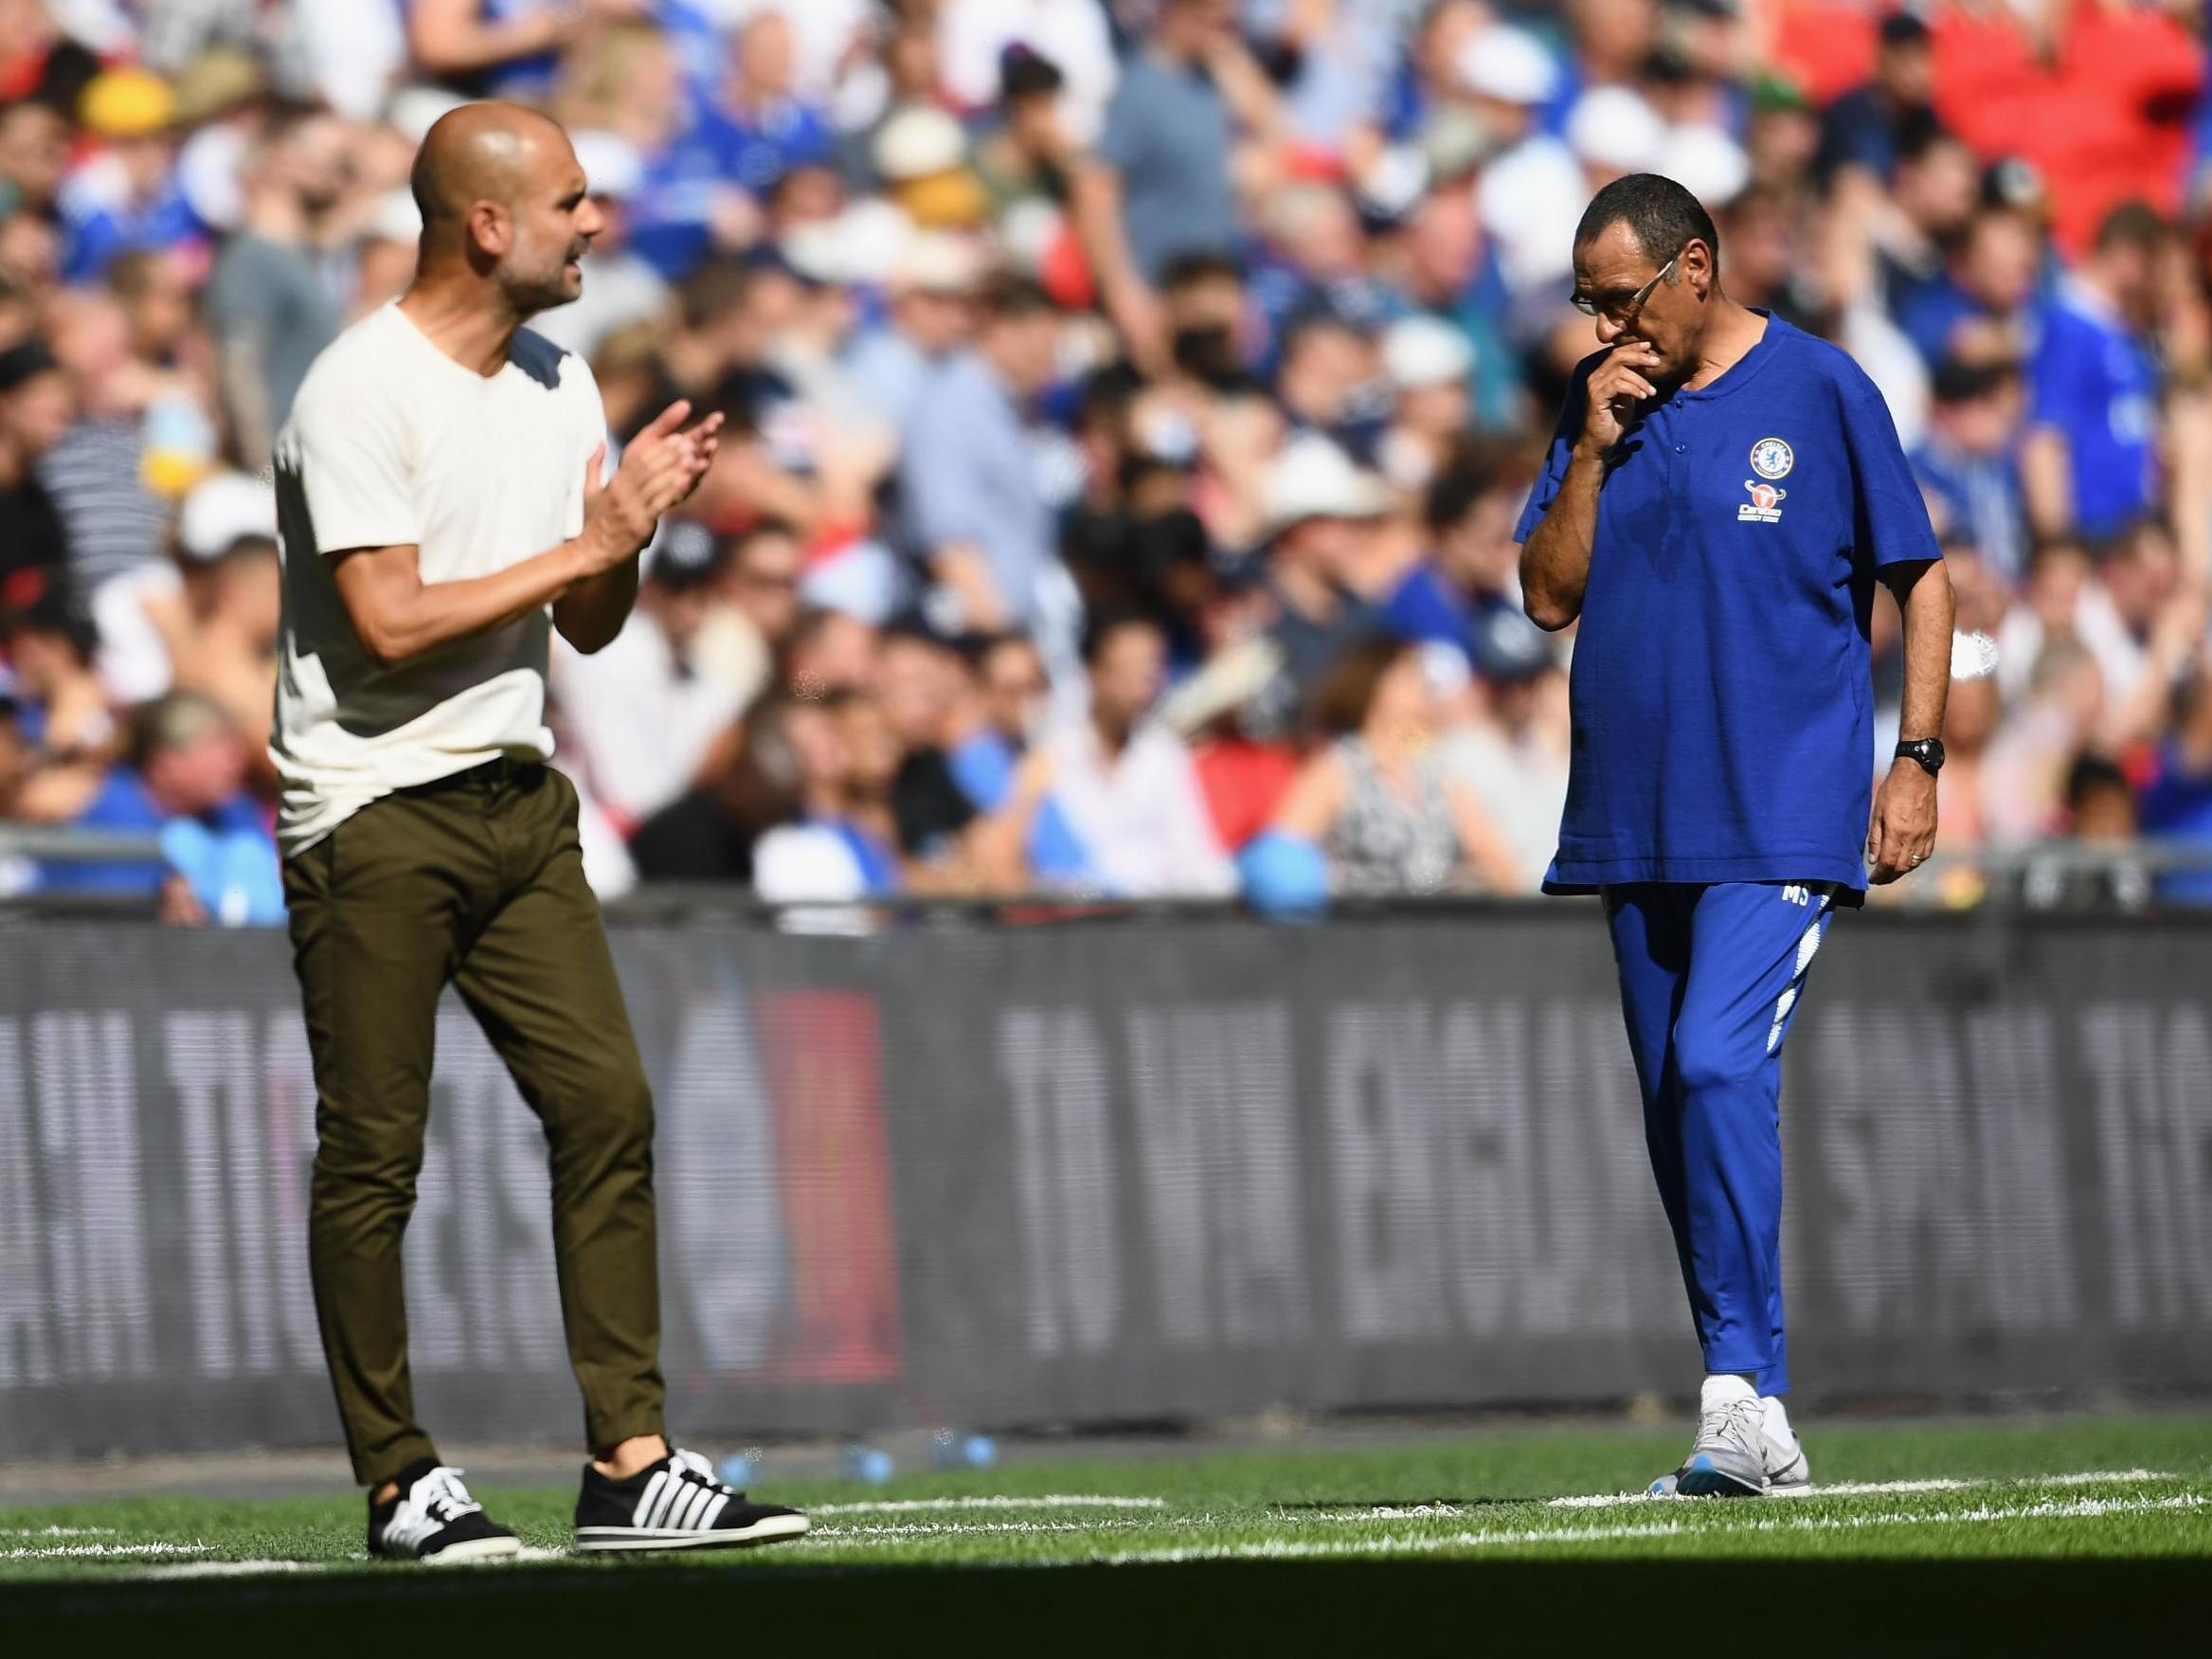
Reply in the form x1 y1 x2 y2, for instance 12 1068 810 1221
1913 358 2030 586
899 275 1066 638
43 690 279 922
692 9 833 199
2139 659 2212 905
2023 201 2167 540
1895 206 2044 371
1377 445 1535 668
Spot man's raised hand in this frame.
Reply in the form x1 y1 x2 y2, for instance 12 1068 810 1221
581 401 726 569
1578 342 1661 456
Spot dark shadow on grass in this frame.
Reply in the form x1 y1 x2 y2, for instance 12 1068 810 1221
3 1557 2205 1654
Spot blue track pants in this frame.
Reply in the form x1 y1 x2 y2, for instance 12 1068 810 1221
1602 881 1839 1396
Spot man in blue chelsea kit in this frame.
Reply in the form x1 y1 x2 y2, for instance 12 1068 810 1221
1518 176 1955 1496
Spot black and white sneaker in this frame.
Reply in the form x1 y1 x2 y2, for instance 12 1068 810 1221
574 1447 809 1553
368 1460 523 1562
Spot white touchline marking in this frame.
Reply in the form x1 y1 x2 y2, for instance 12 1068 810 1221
129 1560 316 1579
1545 1469 2174 1509
808 1495 1169 1516
808 1520 1148 1544
2 1525 117 1538
1086 1493 2207 1565
2 1542 209 1560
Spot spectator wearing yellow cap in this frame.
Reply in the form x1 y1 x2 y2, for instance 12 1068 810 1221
58 68 201 284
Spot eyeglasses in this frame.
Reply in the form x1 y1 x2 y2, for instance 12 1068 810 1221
1571 254 1680 320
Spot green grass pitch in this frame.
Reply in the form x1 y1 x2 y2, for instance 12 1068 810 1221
6 1414 2209 1652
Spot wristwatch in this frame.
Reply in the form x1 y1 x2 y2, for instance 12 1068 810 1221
1895 738 1946 777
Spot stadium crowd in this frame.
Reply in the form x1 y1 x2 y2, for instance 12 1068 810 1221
3 0 2212 919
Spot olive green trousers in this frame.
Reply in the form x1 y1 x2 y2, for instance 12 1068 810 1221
283 760 666 1486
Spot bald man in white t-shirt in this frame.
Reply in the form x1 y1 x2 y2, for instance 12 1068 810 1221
273 102 806 1561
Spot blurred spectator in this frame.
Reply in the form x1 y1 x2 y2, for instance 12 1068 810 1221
1073 0 1238 363
0 583 108 820
779 604 876 699
695 9 833 200
2015 752 2150 912
1044 611 1232 896
409 0 626 105
974 43 1077 222
1443 607 1573 893
944 628 1090 883
1376 316 1475 496
846 231 981 434
1254 434 1389 729
1269 635 1518 897
1464 26 1580 301
0 92 68 220
153 470 280 754
899 273 1072 645
2023 201 2166 540
554 519 751 831
207 106 350 463
942 1 1116 146
58 67 198 283
1817 11 1934 188
687 514 802 711
1376 445 1518 661
40 688 277 923
1915 205 2043 371
1913 357 2029 586
2138 654 2212 905
39 280 174 594
0 334 70 594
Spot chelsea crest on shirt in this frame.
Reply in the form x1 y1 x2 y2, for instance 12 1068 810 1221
1739 435 1793 523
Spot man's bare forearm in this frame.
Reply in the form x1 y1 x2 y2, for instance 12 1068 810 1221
339 532 604 667
1519 445 1606 631
1894 559 1955 741
553 558 640 655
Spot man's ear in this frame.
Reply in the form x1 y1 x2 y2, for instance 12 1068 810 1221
1684 237 1716 298
468 199 510 259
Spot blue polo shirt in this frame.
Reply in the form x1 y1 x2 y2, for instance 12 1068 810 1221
1516 314 1941 900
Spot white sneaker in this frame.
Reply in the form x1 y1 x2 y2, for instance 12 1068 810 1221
1648 1387 1812 1498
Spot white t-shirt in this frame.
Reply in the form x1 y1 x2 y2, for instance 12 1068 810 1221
271 301 603 855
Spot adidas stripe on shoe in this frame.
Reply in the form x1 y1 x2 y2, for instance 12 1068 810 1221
368 1461 522 1563
573 1447 808 1553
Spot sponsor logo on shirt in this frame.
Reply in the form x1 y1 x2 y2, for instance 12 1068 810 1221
1739 479 1787 523
1750 436 1794 479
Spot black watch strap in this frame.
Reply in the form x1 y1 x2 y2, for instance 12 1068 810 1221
1896 738 1945 776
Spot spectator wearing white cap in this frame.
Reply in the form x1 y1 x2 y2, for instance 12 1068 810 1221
1659 123 1753 213
1256 434 1392 729
530 130 674 362
90 467 280 748
163 471 280 762
846 232 983 434
1568 85 1667 191
1376 316 1476 494
1459 27 1583 298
